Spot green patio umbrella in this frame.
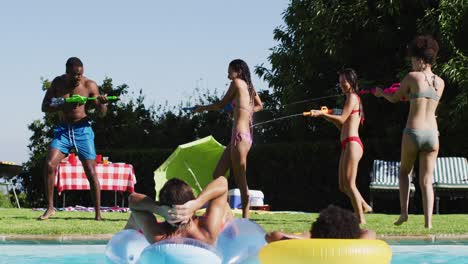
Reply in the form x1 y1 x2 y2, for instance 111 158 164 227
154 136 226 197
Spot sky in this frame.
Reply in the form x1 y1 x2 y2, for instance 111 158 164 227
0 1 288 164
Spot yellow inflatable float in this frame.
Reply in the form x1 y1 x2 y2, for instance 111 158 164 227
258 239 392 264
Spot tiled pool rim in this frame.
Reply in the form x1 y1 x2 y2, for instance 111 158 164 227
2 234 468 242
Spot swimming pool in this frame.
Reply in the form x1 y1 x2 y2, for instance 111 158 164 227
1 241 467 263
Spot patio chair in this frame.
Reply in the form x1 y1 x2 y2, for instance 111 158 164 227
369 160 415 209
433 157 468 214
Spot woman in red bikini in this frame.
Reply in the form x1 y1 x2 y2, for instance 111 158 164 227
309 69 372 224
195 59 263 218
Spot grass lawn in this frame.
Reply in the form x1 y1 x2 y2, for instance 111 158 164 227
1 208 468 236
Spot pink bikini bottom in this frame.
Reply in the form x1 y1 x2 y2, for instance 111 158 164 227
231 130 253 146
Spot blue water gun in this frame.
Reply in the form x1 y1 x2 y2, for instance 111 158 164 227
183 103 234 113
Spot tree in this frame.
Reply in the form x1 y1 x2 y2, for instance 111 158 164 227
255 0 467 154
249 0 467 212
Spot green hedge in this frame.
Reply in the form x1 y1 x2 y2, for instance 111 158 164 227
247 140 355 212
22 137 467 212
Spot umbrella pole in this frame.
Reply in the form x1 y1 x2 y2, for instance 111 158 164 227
183 161 203 193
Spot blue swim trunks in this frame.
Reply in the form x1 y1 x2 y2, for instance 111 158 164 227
50 121 96 160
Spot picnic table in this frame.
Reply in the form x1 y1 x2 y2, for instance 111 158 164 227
55 160 136 207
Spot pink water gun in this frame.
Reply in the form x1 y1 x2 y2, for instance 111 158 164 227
358 83 406 101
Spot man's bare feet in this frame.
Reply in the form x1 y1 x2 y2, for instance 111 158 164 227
38 208 55 220
394 215 408 226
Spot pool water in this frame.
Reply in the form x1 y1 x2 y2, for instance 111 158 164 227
0 245 106 264
1 242 468 263
392 245 468 263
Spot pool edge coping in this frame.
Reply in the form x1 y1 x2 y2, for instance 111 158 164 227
0 234 113 241
2 234 468 242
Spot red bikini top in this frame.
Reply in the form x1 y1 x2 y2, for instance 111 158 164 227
350 94 364 125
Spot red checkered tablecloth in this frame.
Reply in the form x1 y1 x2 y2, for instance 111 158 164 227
55 161 136 194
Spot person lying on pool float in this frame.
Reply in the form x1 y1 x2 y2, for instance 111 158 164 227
124 177 233 245
265 205 376 243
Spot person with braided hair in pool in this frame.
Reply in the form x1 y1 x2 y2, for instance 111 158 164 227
374 35 445 229
308 69 372 224
194 59 263 218
124 177 233 245
265 205 376 243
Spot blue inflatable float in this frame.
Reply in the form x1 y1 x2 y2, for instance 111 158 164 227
106 219 267 264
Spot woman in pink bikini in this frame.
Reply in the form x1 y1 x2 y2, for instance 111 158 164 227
195 59 263 218
309 69 372 224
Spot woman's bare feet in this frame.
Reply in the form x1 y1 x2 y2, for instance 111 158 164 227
38 208 56 220
363 204 373 214
394 215 408 226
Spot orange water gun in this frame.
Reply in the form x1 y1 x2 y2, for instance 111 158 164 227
303 106 342 116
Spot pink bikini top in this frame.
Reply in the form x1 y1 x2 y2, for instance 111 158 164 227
231 101 254 133
231 101 253 114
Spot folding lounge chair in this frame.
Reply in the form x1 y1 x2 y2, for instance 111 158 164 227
369 160 415 209
0 164 22 208
0 180 20 208
433 157 468 214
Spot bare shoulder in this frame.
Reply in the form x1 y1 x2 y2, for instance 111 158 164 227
51 75 65 86
232 78 248 90
52 75 65 82
346 93 360 105
435 75 445 90
359 229 377 239
350 92 360 101
401 72 420 90
84 78 98 89
406 71 421 82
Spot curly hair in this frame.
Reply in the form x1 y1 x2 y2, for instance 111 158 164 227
229 59 256 104
407 35 439 65
310 205 361 239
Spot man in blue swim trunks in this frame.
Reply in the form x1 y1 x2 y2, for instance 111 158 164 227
40 57 108 220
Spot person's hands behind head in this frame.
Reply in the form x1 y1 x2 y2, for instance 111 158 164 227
154 204 181 226
170 200 199 224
